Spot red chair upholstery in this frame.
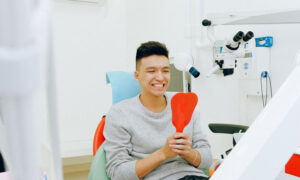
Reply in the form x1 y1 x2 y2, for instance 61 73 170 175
93 116 106 156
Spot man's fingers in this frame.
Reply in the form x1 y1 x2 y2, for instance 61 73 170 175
174 133 188 139
174 133 192 141
170 144 185 150
170 144 191 150
171 148 190 156
170 139 192 146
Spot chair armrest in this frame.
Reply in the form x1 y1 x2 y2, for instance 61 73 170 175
208 123 248 134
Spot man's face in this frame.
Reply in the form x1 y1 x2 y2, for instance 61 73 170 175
135 55 170 97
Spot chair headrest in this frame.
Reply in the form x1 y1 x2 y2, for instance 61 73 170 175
106 71 141 104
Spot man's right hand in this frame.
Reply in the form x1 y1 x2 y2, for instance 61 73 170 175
136 134 179 179
160 134 178 160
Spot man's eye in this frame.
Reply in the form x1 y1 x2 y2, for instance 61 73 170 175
164 70 170 72
148 71 155 73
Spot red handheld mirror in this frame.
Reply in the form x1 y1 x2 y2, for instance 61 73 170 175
171 92 198 133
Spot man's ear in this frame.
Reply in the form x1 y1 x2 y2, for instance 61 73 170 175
134 71 139 82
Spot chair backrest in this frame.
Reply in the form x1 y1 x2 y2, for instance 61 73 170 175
93 71 141 156
93 116 106 156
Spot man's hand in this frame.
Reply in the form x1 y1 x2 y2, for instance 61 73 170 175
169 133 192 157
168 133 201 167
136 133 199 179
160 134 180 160
136 134 180 178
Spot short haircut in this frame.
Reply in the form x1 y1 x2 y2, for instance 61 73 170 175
136 41 169 70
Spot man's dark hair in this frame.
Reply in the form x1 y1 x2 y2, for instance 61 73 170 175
136 41 169 69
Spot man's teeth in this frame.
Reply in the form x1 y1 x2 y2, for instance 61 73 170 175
153 84 163 87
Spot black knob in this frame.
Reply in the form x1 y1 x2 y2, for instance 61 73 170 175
202 19 212 26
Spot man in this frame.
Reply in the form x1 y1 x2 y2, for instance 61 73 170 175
103 41 212 180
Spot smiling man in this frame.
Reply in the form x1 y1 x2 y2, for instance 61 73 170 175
103 41 212 180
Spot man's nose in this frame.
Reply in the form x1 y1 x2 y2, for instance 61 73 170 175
155 71 164 80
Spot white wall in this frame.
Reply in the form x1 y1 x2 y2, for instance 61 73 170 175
125 0 188 62
53 0 127 156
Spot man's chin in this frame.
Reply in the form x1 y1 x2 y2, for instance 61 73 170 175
151 90 165 97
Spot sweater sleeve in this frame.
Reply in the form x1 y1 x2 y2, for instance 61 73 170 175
103 106 140 180
192 112 213 169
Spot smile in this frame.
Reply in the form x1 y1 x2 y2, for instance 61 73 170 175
152 83 165 88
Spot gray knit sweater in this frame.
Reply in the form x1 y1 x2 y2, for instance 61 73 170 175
103 92 212 180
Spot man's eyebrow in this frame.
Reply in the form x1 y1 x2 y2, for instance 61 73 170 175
145 66 170 69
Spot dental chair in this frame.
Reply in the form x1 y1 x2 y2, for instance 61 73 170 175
88 71 210 180
88 71 141 180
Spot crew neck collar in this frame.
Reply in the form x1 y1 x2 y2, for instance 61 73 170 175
136 93 170 118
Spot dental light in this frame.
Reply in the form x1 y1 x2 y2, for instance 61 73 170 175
172 53 200 78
